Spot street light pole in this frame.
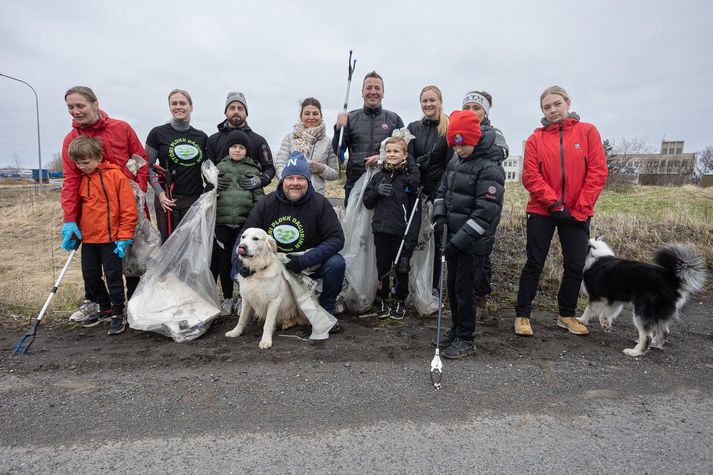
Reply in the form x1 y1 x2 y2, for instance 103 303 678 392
0 73 43 190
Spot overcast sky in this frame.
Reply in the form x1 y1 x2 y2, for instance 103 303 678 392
2 0 712 168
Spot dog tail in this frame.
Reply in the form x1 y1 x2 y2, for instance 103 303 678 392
654 243 707 294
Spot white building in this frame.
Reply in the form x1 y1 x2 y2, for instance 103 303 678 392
503 155 522 182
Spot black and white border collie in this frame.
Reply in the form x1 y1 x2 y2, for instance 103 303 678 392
579 237 706 357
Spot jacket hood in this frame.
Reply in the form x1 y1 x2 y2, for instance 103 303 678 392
540 111 580 129
276 178 315 205
216 119 253 134
72 110 110 131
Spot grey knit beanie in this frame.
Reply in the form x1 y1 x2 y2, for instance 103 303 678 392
224 91 248 114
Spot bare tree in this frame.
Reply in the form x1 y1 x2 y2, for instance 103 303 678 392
46 152 64 171
607 137 653 184
693 146 713 184
11 153 22 173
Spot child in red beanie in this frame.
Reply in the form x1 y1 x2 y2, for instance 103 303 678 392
431 110 505 358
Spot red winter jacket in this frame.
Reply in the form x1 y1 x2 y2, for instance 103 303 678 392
61 111 148 222
522 115 607 221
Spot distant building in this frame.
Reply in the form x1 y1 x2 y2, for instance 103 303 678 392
503 155 522 182
609 140 695 185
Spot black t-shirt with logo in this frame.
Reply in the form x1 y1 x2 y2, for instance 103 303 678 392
146 124 208 195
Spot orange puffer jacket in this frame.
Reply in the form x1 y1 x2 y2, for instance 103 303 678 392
78 162 137 244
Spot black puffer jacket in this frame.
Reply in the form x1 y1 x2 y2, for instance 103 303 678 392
362 159 421 249
332 105 404 184
481 117 509 161
207 121 275 187
433 127 506 256
407 117 450 201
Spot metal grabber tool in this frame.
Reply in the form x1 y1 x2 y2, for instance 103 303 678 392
430 223 448 389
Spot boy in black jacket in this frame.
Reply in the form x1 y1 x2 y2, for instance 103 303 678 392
363 136 421 320
432 111 505 358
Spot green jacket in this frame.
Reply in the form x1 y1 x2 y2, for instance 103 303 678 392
215 156 265 227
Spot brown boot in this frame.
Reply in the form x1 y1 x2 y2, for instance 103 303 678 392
475 295 497 326
557 316 589 335
514 317 533 336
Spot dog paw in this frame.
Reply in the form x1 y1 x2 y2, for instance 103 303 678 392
225 328 243 338
601 323 612 333
258 339 273 349
651 342 665 350
623 348 643 357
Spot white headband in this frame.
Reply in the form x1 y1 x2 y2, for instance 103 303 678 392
462 92 490 116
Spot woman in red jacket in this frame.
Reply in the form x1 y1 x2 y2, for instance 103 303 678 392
514 86 607 337
60 86 149 322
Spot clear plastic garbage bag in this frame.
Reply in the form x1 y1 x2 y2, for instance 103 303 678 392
407 199 438 315
339 169 378 314
123 181 161 277
127 161 221 342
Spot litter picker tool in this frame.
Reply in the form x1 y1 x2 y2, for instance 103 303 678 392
336 50 357 163
430 223 448 389
14 239 81 354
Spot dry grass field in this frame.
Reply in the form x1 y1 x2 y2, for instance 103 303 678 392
1 179 711 327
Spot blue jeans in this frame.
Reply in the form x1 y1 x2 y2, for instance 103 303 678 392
310 253 346 314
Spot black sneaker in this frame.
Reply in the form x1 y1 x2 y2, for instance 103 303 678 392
81 309 112 327
389 300 405 320
107 316 126 335
443 337 476 359
432 329 455 348
376 300 390 319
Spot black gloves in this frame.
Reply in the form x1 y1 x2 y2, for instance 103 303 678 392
238 265 252 278
433 216 447 228
285 254 303 273
204 182 215 192
444 242 458 259
396 256 410 274
377 182 393 197
217 174 231 191
240 174 262 190
551 207 573 222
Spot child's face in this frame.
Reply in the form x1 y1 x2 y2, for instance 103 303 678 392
75 156 101 174
229 144 247 161
384 143 406 165
454 144 475 158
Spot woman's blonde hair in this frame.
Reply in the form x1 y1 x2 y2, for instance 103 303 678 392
420 85 449 137
540 85 570 106
64 86 98 103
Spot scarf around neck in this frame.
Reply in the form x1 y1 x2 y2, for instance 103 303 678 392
292 121 326 158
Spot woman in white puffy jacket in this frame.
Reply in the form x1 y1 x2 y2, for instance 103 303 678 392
275 97 339 195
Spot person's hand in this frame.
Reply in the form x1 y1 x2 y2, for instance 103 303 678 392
113 239 133 259
396 256 410 274
308 160 326 175
377 183 393 197
285 254 303 273
444 241 458 258
240 174 262 190
217 173 231 191
204 182 215 192
158 192 176 211
551 207 573 222
364 155 380 168
336 112 348 129
61 222 82 251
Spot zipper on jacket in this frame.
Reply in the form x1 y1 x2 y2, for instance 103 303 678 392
98 169 113 242
368 115 375 166
559 123 566 202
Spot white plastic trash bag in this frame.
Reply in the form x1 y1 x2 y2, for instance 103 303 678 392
339 169 378 314
127 161 221 342
123 181 161 277
407 199 438 315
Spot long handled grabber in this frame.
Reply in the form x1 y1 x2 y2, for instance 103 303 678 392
15 239 81 354
430 223 448 389
386 188 422 298
336 50 357 164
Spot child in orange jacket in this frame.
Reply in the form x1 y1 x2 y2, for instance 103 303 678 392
65 136 137 335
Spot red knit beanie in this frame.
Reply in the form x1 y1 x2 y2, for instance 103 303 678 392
447 110 482 147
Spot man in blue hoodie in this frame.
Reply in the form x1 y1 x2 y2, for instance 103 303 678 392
235 151 346 316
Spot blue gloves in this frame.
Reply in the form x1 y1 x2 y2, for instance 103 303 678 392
113 239 133 259
61 222 82 251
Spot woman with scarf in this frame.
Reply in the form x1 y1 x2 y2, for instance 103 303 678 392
275 97 339 195
146 89 209 243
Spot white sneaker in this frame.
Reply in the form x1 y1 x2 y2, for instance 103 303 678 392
220 298 234 316
69 300 100 322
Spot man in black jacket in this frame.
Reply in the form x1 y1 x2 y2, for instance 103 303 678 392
333 71 404 207
207 91 275 190
235 151 346 316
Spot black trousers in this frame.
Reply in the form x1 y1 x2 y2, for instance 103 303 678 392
515 214 590 318
211 225 241 299
473 254 492 297
81 243 125 315
447 251 484 340
373 232 411 301
155 193 201 243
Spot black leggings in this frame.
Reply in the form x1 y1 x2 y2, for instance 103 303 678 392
81 243 125 315
373 232 411 301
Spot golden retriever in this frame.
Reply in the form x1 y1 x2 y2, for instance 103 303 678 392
225 227 307 349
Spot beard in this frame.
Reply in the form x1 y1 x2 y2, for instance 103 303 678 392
228 115 245 128
284 187 307 201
